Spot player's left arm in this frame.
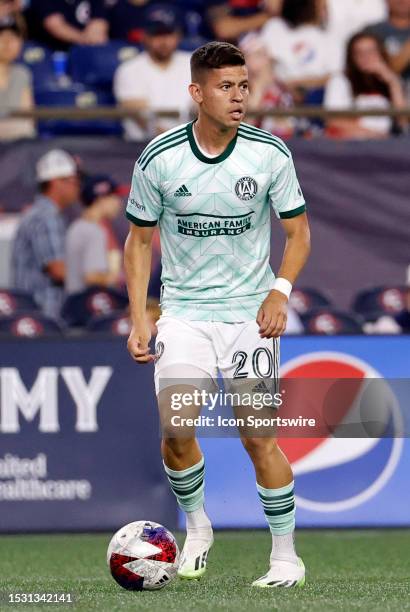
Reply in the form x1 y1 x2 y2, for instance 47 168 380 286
257 212 311 339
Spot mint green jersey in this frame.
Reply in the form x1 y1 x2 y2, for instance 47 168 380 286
126 121 306 322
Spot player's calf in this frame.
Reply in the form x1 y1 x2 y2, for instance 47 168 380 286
240 437 305 587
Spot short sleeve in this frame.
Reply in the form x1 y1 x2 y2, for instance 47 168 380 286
13 65 32 90
83 226 107 274
31 215 64 267
259 19 280 60
126 161 163 226
269 154 306 219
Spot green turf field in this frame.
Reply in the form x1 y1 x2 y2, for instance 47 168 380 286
2 530 410 612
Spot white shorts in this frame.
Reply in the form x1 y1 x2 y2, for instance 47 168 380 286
154 315 280 395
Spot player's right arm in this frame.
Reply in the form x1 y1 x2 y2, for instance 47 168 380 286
124 156 163 363
124 224 156 364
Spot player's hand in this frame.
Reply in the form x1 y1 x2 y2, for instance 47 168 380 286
256 290 288 338
127 324 155 364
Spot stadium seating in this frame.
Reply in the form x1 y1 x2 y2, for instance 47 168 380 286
289 287 332 315
61 286 129 327
0 289 39 316
18 43 55 91
87 312 131 335
34 86 122 136
68 42 140 90
0 312 64 337
353 286 407 321
301 309 364 335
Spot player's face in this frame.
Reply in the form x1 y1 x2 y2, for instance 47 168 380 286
195 65 249 129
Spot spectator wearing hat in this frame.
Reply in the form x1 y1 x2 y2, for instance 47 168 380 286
0 22 35 141
113 3 192 140
25 0 108 51
65 174 122 295
11 149 80 318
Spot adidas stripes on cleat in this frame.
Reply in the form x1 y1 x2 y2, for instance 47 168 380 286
177 527 213 580
252 557 305 588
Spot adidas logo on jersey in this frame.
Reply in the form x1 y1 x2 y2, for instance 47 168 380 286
174 184 192 197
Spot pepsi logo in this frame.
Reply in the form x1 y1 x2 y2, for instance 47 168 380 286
289 290 311 314
308 313 341 334
378 289 404 313
87 292 115 315
0 292 15 316
11 317 44 337
279 352 403 512
112 317 131 336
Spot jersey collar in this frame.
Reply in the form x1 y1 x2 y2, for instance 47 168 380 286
187 120 238 164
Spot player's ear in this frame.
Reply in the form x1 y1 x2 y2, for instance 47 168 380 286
189 82 203 104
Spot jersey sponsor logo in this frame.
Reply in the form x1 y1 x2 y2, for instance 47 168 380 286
235 177 258 201
174 184 192 197
176 212 255 237
128 198 145 212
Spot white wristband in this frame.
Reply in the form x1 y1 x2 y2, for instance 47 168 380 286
272 277 292 299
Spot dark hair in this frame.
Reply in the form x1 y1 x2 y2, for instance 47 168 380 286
346 31 390 99
191 41 245 81
281 0 319 28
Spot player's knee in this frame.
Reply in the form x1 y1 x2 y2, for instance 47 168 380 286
162 437 196 461
241 437 277 463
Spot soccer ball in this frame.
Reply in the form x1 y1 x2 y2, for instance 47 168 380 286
107 520 180 591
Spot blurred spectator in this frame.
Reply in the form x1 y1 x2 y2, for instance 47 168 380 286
210 0 282 44
0 22 35 140
11 150 80 318
0 0 26 33
114 3 191 140
396 269 410 332
66 174 122 294
326 0 387 70
106 0 150 43
106 0 224 44
240 32 294 137
25 0 108 51
259 0 334 104
366 0 410 100
325 31 406 139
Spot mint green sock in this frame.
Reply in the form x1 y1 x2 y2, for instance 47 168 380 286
256 480 295 535
163 456 205 512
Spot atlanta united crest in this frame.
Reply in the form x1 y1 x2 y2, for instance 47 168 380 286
235 176 258 201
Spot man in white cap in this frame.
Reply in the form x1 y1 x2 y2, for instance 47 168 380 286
11 149 80 319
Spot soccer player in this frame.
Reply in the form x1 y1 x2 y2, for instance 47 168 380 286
124 41 311 588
